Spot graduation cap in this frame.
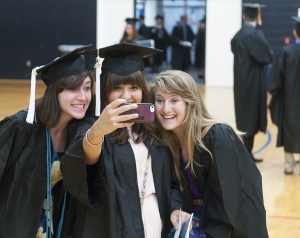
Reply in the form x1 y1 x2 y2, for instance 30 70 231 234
26 44 91 124
291 16 300 23
291 9 300 31
82 43 162 116
242 3 266 25
125 18 138 25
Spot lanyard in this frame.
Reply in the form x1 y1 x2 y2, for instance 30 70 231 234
46 128 67 238
140 151 151 209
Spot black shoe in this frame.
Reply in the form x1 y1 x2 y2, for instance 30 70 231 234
252 155 263 163
253 158 263 163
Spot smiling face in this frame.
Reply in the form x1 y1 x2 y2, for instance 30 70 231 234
58 76 92 122
154 86 186 135
108 84 142 104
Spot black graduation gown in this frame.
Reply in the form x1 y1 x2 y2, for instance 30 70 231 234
138 24 152 39
151 26 171 66
180 124 268 238
267 43 300 152
231 23 273 136
195 30 205 68
0 110 92 238
61 124 182 238
171 22 194 71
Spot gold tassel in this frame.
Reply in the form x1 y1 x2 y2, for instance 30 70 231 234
257 7 262 25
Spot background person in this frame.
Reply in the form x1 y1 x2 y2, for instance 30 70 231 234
268 15 300 174
138 15 152 40
151 14 171 73
231 3 273 162
170 14 194 72
120 18 145 44
195 16 206 80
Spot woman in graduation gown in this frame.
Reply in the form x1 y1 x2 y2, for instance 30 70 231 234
61 43 185 238
149 70 269 238
0 46 95 237
120 18 146 44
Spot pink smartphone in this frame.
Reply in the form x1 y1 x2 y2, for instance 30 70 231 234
119 103 155 123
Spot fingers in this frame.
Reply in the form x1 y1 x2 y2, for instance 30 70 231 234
170 210 180 229
108 98 128 109
171 216 179 230
115 103 138 115
182 211 190 221
118 114 139 122
107 99 139 124
92 99 141 135
108 98 137 110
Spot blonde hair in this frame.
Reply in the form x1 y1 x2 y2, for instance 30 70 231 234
149 70 243 188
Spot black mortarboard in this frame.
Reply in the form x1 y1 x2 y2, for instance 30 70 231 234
125 18 138 25
242 3 266 25
82 43 162 76
292 16 300 24
82 43 162 116
25 45 91 85
26 44 91 123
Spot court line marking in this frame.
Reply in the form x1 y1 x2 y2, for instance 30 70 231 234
253 129 272 155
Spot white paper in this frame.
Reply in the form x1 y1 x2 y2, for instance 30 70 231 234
174 209 182 238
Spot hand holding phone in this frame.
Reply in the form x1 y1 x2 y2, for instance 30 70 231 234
119 103 155 123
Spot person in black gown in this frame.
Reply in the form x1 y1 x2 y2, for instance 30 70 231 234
151 14 171 73
0 45 95 237
138 15 151 40
170 14 194 72
231 3 273 162
61 43 188 238
149 70 269 238
267 15 300 174
195 16 206 80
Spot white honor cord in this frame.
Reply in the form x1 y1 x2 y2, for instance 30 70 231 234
26 67 39 124
95 52 101 116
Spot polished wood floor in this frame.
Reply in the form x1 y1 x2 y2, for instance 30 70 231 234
1 79 299 237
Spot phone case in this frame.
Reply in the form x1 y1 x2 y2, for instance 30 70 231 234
119 103 155 123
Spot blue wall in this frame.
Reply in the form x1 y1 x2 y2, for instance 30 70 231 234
243 0 300 54
0 0 96 79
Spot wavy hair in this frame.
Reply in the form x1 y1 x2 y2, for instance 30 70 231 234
149 70 243 188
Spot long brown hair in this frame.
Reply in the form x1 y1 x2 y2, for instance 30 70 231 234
36 70 95 128
120 24 138 43
149 70 243 188
100 70 163 145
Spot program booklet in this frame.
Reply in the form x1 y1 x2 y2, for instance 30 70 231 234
167 209 193 238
